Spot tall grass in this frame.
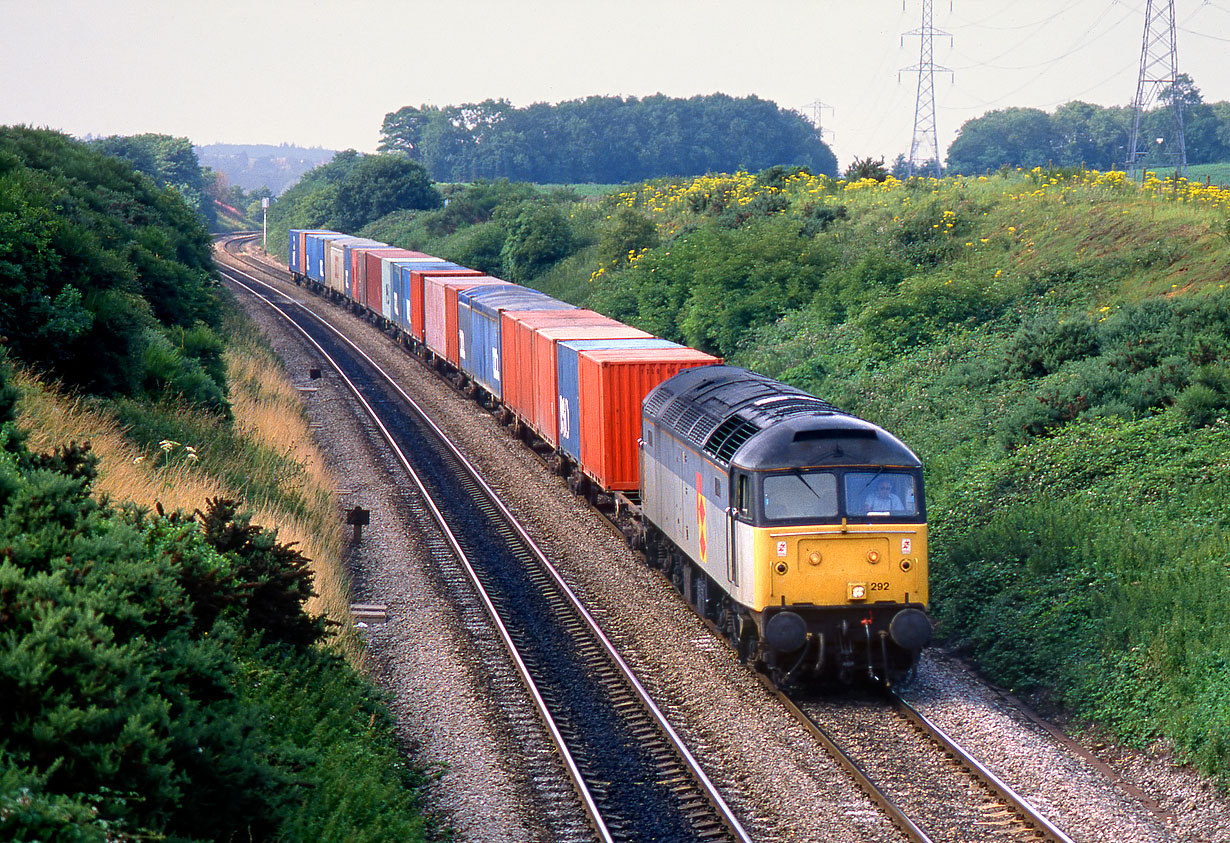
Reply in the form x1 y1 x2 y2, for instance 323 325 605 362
15 305 352 651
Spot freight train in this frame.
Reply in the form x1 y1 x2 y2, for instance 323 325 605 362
286 229 932 685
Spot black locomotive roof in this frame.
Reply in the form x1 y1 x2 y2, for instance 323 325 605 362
643 365 921 470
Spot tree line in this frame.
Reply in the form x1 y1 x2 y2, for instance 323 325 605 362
379 93 838 183
946 75 1230 174
0 127 228 412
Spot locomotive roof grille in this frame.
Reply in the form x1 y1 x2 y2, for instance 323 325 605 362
705 417 762 462
643 387 673 417
676 405 714 448
658 397 692 428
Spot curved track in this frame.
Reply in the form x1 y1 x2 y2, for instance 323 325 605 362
215 235 752 843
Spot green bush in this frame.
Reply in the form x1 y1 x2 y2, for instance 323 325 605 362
0 357 436 839
438 220 508 277
856 274 997 355
0 127 225 411
598 206 660 268
496 201 576 283
1006 314 1100 376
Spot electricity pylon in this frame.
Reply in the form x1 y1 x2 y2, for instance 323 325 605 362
1126 0 1186 178
806 100 834 141
902 0 951 177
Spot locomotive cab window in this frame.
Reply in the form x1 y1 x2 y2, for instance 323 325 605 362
763 471 838 521
845 472 919 518
735 473 752 518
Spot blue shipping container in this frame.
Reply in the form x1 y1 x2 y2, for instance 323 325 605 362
555 338 680 462
457 285 520 381
457 285 534 393
291 229 336 277
305 233 349 283
469 288 574 401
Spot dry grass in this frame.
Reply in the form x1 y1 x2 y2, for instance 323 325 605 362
14 345 354 651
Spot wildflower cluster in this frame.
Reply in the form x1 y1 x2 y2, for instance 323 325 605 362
1009 165 1230 209
134 438 200 465
614 171 840 222
589 247 651 284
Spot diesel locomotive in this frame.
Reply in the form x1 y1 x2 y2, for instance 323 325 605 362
638 366 932 685
283 228 933 686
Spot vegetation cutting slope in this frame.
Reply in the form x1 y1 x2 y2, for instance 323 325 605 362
596 167 1230 782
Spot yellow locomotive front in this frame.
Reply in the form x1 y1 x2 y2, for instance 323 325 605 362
738 463 932 685
640 366 932 687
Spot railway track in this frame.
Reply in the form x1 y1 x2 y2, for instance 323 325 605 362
778 683 1077 843
215 235 752 843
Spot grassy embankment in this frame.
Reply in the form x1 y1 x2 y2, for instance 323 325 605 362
351 166 1230 783
1 125 442 840
17 296 350 634
10 296 443 840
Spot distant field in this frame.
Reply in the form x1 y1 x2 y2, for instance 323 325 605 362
1187 162 1230 185
538 183 623 197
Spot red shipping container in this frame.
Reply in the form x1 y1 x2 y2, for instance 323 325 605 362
531 323 653 447
423 275 508 365
410 269 482 342
500 310 615 428
577 348 721 491
362 249 429 316
347 245 391 306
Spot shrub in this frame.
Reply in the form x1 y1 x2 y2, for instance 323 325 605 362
140 329 230 416
1006 314 1100 377
1175 364 1230 427
598 206 660 269
857 275 996 355
497 202 575 283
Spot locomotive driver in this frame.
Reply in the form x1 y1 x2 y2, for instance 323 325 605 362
864 478 904 513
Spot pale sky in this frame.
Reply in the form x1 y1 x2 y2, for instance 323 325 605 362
2 0 1227 169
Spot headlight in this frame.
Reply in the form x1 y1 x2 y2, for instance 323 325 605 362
849 583 867 601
